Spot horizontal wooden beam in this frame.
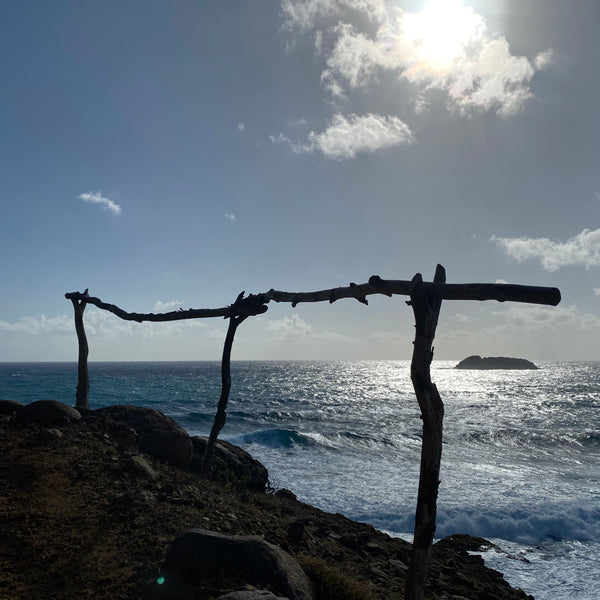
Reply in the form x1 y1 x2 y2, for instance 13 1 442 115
65 273 560 323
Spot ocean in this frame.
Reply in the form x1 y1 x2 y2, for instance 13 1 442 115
1 360 599 599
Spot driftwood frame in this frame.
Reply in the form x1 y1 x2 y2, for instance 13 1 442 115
65 265 560 600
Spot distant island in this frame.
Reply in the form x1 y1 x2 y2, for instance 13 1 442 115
455 355 538 370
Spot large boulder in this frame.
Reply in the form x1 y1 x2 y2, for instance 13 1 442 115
20 400 81 425
0 399 23 417
94 405 192 468
190 436 269 490
162 529 315 600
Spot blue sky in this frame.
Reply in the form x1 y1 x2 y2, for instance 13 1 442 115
1 0 599 361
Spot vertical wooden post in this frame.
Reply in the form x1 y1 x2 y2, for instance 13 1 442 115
70 289 90 411
201 293 248 475
405 265 446 600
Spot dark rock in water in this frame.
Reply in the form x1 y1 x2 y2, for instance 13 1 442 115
162 529 315 600
455 355 538 370
0 399 23 416
94 405 193 468
21 400 81 425
190 436 269 491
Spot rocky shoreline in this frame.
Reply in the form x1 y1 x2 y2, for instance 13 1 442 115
0 399 534 599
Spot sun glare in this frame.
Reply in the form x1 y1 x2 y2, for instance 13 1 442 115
401 0 485 73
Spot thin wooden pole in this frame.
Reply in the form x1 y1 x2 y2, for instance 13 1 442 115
201 293 249 475
405 265 446 600
70 289 90 411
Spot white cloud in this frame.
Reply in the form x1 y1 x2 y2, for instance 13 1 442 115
534 49 554 70
272 112 413 159
266 313 350 342
594 288 600 296
439 302 600 360
491 304 600 337
0 314 73 335
224 212 236 222
0 307 213 343
307 113 413 158
450 313 471 323
78 190 122 215
267 314 316 339
282 0 550 117
281 0 386 33
153 300 184 312
237 122 245 131
491 229 600 271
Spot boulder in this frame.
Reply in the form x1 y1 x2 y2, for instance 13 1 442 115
20 400 81 425
36 428 64 443
190 436 269 490
129 454 159 481
0 399 23 416
455 355 538 370
162 529 315 600
94 405 192 468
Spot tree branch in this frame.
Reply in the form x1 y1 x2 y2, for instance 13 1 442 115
65 277 560 323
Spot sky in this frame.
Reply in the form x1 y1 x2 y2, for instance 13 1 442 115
1 0 599 362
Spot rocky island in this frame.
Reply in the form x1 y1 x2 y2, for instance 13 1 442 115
0 398 534 600
455 356 538 370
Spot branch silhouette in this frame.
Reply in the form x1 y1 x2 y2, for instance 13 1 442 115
65 276 560 322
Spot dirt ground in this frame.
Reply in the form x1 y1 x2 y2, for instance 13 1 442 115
0 409 533 600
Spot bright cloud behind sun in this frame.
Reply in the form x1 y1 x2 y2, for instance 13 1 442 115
275 0 553 158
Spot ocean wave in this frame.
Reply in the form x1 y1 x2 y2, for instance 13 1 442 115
237 428 318 449
235 427 398 452
362 504 600 545
436 504 600 544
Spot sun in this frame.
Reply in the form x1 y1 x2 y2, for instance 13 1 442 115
401 0 485 73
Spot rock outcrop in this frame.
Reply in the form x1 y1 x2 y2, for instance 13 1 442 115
190 435 270 490
20 399 81 425
0 399 23 416
0 399 535 600
162 529 315 600
455 355 538 370
94 404 193 468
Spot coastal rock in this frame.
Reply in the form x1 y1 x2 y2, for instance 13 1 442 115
20 400 81 425
275 488 297 501
94 405 192 468
0 399 23 416
455 355 538 370
36 428 64 443
0 413 535 600
190 436 269 490
162 529 315 600
129 454 159 481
